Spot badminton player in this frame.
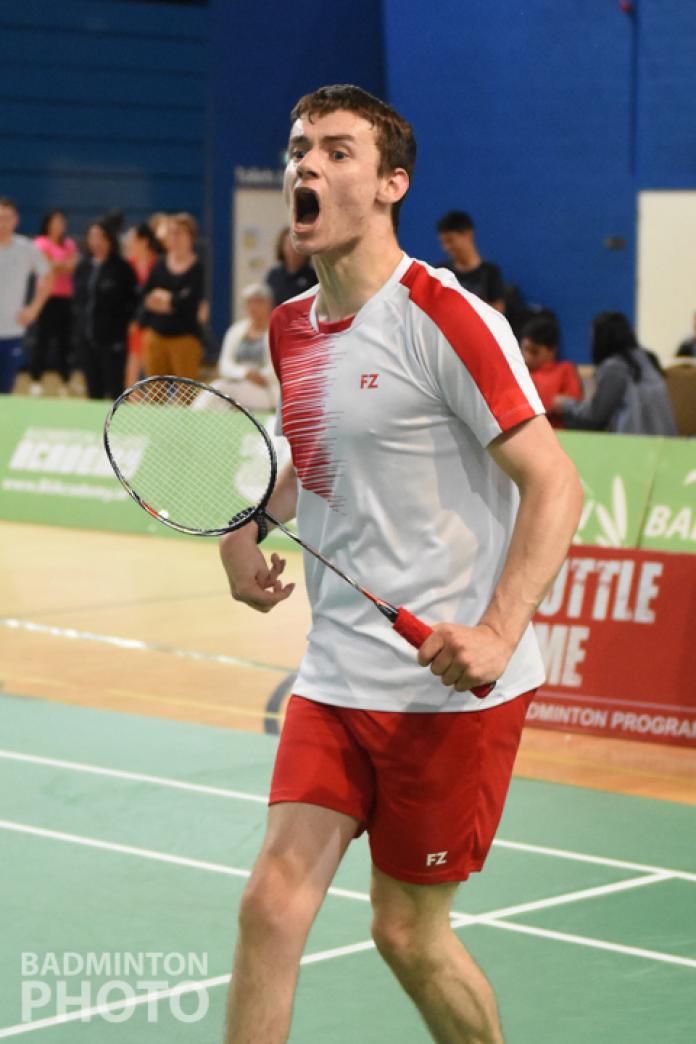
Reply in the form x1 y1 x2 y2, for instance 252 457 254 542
220 85 583 1043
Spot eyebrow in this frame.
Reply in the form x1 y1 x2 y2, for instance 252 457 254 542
288 133 357 147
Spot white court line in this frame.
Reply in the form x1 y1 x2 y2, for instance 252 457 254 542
0 820 369 905
451 871 671 926
0 617 293 675
480 919 696 970
0 750 268 806
3 748 696 884
0 939 377 1039
0 834 687 1038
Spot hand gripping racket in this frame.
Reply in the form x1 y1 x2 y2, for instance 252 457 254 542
103 376 494 699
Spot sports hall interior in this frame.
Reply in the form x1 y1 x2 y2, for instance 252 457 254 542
1 2 695 1042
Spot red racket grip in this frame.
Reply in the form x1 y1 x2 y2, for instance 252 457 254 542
393 607 496 700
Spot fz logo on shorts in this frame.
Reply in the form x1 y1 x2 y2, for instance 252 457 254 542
360 373 379 389
426 851 448 867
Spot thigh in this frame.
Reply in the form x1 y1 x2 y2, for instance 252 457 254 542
251 800 359 905
0 338 24 393
364 692 535 885
371 865 458 935
142 329 167 376
106 343 127 400
169 335 202 380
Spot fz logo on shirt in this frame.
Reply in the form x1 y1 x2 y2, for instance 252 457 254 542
426 851 448 867
359 373 379 389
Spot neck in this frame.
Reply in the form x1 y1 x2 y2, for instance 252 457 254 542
0 233 13 247
454 248 481 272
313 229 403 322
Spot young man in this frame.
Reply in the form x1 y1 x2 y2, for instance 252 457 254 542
436 209 506 312
519 315 583 428
220 85 583 1044
0 197 53 394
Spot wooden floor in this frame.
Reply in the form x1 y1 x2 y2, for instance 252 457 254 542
2 520 695 805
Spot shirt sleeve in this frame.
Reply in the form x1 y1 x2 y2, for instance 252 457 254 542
560 361 584 401
29 242 50 278
402 263 544 447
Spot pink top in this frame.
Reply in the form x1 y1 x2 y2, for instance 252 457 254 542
34 235 78 298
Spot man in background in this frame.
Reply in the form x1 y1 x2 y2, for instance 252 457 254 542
520 315 583 428
0 197 53 394
436 209 505 312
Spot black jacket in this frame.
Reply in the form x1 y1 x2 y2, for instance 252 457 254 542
73 253 137 346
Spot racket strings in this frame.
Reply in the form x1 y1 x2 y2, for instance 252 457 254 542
106 378 274 532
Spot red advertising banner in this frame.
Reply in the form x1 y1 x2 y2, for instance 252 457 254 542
529 547 696 748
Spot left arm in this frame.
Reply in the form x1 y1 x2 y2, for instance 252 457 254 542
16 246 54 327
418 416 583 691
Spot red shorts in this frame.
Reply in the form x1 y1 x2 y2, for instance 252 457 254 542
269 690 535 885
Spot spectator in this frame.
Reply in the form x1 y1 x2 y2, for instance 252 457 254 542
552 312 677 435
124 222 161 387
141 212 205 380
31 209 79 396
676 311 696 359
436 210 505 311
265 226 317 306
0 197 53 394
73 220 137 400
149 211 170 252
207 283 277 411
520 315 582 428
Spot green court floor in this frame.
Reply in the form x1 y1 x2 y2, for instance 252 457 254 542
0 692 694 1042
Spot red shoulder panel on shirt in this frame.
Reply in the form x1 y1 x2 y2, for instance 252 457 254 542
400 261 537 432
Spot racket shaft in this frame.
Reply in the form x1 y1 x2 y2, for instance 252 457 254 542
265 514 494 700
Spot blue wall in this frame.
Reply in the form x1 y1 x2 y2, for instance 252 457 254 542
208 0 384 334
0 0 208 237
383 0 696 363
2 1 695 355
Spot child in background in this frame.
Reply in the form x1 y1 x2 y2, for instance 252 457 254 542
520 315 582 427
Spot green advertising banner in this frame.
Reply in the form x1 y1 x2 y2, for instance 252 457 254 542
0 396 292 545
557 432 665 548
639 439 696 552
1 396 693 554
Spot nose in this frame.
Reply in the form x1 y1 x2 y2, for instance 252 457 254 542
296 150 319 181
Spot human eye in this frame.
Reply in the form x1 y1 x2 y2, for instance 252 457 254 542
330 149 348 160
288 146 306 161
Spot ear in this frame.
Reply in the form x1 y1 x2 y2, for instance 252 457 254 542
376 167 410 208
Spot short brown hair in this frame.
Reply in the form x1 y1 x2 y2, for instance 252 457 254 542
290 84 416 230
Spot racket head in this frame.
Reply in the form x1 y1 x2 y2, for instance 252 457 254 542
103 375 277 536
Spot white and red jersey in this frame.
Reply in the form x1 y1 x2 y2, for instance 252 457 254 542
269 253 546 713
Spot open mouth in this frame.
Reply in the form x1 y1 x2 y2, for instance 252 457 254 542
294 188 320 226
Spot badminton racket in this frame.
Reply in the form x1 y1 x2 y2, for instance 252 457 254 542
103 376 495 698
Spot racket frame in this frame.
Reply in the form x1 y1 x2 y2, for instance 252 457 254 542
103 375 277 538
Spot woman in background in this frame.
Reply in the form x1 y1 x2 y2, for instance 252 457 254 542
124 222 161 387
265 226 317 306
207 283 277 411
141 213 204 380
553 312 677 435
73 221 137 400
32 210 78 395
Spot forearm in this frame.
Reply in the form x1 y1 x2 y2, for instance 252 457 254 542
262 462 298 527
480 456 583 650
31 273 54 311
